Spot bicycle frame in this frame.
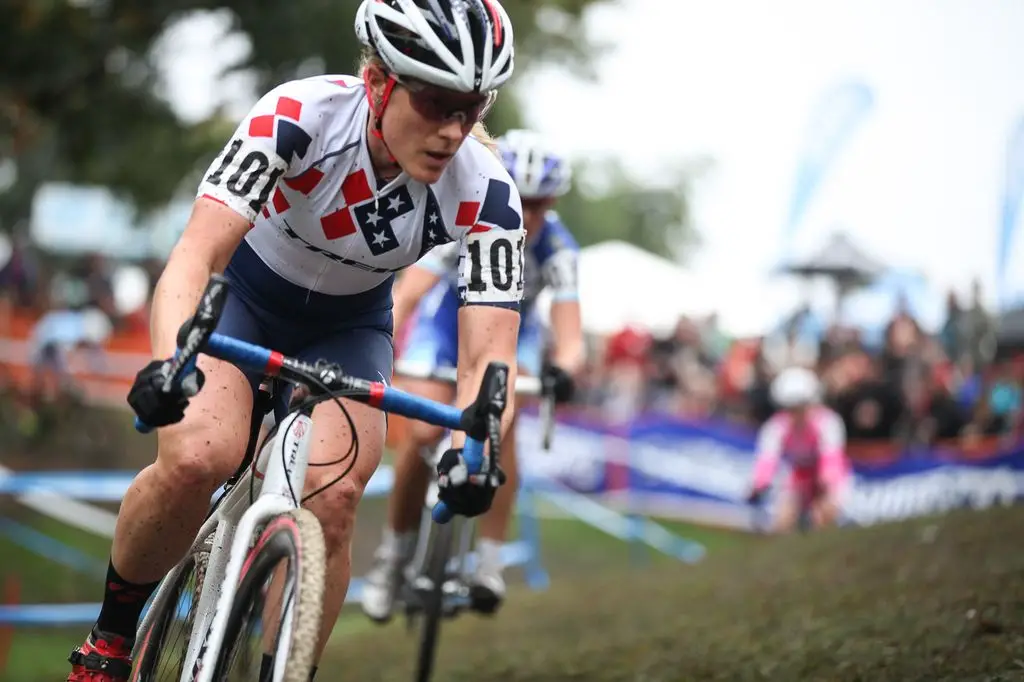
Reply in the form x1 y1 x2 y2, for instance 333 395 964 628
135 406 313 682
132 328 503 682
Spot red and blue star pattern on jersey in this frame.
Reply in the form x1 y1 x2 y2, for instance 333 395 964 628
319 170 374 239
353 183 414 256
248 96 312 164
260 165 326 219
317 170 415 256
267 168 414 256
417 188 453 259
455 179 521 233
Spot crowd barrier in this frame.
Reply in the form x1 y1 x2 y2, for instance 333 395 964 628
0 454 706 626
514 410 1024 530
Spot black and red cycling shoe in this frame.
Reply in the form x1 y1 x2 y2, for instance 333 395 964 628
67 627 133 682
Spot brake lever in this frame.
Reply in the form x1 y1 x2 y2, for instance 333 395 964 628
485 412 502 479
135 275 230 433
431 362 509 524
158 274 230 392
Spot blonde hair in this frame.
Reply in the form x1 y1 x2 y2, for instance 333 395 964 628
470 120 499 157
357 49 499 158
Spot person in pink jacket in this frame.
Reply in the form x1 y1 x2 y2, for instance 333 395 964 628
747 367 851 532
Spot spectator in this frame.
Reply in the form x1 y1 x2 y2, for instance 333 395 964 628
649 316 718 416
829 353 903 441
961 279 997 370
745 344 777 425
29 306 112 401
602 325 652 423
940 290 964 362
49 252 117 320
881 297 924 380
715 337 759 423
984 361 1022 437
699 312 731 364
898 360 968 446
0 230 41 332
83 253 117 319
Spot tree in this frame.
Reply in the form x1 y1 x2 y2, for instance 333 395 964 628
551 156 712 260
0 0 613 233
0 2 239 233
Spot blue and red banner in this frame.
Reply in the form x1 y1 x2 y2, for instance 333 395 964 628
516 410 1024 530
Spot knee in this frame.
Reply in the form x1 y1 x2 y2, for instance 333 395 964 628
815 499 839 526
156 422 245 493
306 476 364 549
773 501 797 533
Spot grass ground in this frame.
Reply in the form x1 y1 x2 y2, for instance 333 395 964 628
4 494 1023 681
324 505 1024 682
0 495 736 681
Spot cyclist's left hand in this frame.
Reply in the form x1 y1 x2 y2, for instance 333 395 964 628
746 487 767 505
542 363 575 404
436 448 506 518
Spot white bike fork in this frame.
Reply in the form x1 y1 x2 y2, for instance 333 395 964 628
178 409 313 682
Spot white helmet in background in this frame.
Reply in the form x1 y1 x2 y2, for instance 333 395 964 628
79 308 113 347
771 367 822 408
355 0 515 93
497 129 573 199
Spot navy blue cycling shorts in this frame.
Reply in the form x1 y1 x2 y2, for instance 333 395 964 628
217 240 395 420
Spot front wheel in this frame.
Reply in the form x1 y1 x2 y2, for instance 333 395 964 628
212 509 326 682
414 519 456 682
131 537 210 681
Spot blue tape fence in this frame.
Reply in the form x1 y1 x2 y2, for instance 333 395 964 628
0 439 709 626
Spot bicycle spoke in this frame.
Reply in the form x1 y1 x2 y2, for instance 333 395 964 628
135 554 206 682
219 554 297 681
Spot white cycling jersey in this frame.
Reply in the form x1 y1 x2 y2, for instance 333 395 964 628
197 74 525 308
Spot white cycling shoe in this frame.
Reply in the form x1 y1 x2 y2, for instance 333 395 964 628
469 540 506 615
361 531 415 623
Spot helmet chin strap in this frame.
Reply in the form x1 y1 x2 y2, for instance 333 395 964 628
363 67 400 169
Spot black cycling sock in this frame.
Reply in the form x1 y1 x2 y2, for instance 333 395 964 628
260 654 317 681
95 559 161 642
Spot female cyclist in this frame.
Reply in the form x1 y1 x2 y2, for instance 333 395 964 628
67 1 523 680
746 366 851 533
361 129 584 621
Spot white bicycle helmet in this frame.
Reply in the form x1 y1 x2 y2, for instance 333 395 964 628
355 0 515 93
771 366 822 408
498 129 572 199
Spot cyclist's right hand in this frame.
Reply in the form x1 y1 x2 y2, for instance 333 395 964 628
127 359 205 427
542 363 575 404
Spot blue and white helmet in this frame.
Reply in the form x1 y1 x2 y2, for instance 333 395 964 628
355 0 515 93
497 129 572 199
